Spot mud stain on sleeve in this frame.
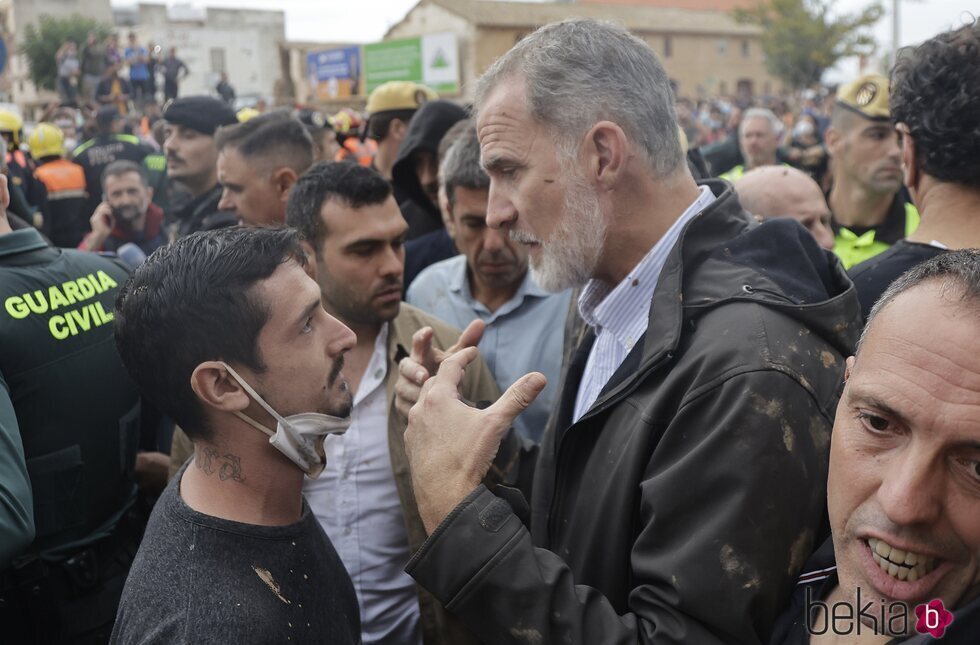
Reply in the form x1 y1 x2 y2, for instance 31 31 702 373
252 565 291 605
720 544 761 590
509 627 543 644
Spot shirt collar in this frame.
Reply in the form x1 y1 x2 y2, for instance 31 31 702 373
450 254 550 314
0 228 49 258
578 186 716 352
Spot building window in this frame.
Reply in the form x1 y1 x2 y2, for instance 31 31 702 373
664 35 673 58
741 40 750 58
717 39 728 56
719 80 728 96
210 48 226 74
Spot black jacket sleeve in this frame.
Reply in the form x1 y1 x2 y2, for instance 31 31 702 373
406 369 832 644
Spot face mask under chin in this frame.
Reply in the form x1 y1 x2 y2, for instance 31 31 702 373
219 362 351 478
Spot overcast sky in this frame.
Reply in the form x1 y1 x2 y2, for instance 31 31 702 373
112 0 977 77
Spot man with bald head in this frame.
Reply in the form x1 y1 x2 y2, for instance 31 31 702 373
736 165 835 250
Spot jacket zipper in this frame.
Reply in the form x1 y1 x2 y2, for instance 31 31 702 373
547 351 674 541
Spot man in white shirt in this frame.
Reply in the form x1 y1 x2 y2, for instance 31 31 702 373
285 161 501 645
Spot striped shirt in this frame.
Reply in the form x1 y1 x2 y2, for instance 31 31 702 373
573 186 716 422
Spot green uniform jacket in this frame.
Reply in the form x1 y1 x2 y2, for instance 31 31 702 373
1 228 140 562
170 303 503 645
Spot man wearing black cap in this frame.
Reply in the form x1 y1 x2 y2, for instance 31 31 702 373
72 106 150 224
161 96 238 239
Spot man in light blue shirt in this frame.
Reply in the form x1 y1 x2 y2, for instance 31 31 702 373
407 124 571 441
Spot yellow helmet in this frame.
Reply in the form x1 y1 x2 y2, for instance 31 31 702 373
236 107 260 123
29 123 65 159
0 110 24 147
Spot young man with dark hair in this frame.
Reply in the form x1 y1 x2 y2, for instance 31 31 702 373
285 161 501 645
849 22 980 321
78 160 166 259
215 112 315 227
111 226 360 644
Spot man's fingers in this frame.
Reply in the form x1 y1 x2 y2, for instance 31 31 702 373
448 319 486 353
410 327 434 363
399 355 429 385
433 346 480 391
486 372 547 425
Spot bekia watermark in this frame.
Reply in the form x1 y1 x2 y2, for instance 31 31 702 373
806 587 954 638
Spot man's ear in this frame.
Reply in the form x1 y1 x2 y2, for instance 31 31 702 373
824 126 840 158
190 361 251 413
390 118 408 143
273 167 298 201
898 125 919 192
442 192 456 240
299 240 318 281
585 121 629 190
844 355 855 382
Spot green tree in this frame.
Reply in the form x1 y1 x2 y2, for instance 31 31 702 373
20 15 113 91
735 0 884 89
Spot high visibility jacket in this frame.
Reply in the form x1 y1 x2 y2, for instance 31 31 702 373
335 137 377 167
833 201 920 270
34 158 88 248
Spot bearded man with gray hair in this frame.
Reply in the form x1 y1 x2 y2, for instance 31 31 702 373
394 18 862 644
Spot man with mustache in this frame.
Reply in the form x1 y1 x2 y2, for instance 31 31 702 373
161 96 238 239
407 124 571 441
111 226 360 643
396 19 861 644
78 160 166 258
769 251 980 644
285 161 502 645
825 75 919 269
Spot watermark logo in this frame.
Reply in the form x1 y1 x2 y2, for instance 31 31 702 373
914 599 953 638
806 587 954 638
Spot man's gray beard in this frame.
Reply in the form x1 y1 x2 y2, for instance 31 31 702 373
529 177 607 293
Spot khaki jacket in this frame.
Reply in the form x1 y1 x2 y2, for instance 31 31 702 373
169 303 500 644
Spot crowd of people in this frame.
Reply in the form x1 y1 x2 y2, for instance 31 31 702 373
1 14 979 645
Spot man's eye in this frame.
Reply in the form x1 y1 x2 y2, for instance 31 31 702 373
856 411 890 433
302 317 313 333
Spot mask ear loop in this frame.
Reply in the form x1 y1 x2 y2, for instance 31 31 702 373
221 362 285 439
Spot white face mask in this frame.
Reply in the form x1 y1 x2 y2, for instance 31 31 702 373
220 362 351 478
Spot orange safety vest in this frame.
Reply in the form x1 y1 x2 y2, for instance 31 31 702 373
335 137 377 167
35 159 87 201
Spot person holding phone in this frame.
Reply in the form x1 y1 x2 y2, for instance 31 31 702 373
78 160 165 259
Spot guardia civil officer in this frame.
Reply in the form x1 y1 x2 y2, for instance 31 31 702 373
0 172 144 644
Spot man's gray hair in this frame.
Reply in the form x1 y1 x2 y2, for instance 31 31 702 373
439 122 489 205
739 108 782 138
474 18 683 177
858 249 980 353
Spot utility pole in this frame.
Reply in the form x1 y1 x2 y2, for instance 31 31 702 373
892 0 901 68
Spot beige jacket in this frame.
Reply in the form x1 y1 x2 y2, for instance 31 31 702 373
169 303 501 644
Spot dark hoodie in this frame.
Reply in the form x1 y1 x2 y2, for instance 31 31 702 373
390 100 467 239
406 180 863 645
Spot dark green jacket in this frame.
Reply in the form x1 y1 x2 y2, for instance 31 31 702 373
1 228 139 560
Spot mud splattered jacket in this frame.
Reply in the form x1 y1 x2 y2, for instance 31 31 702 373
406 180 863 644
